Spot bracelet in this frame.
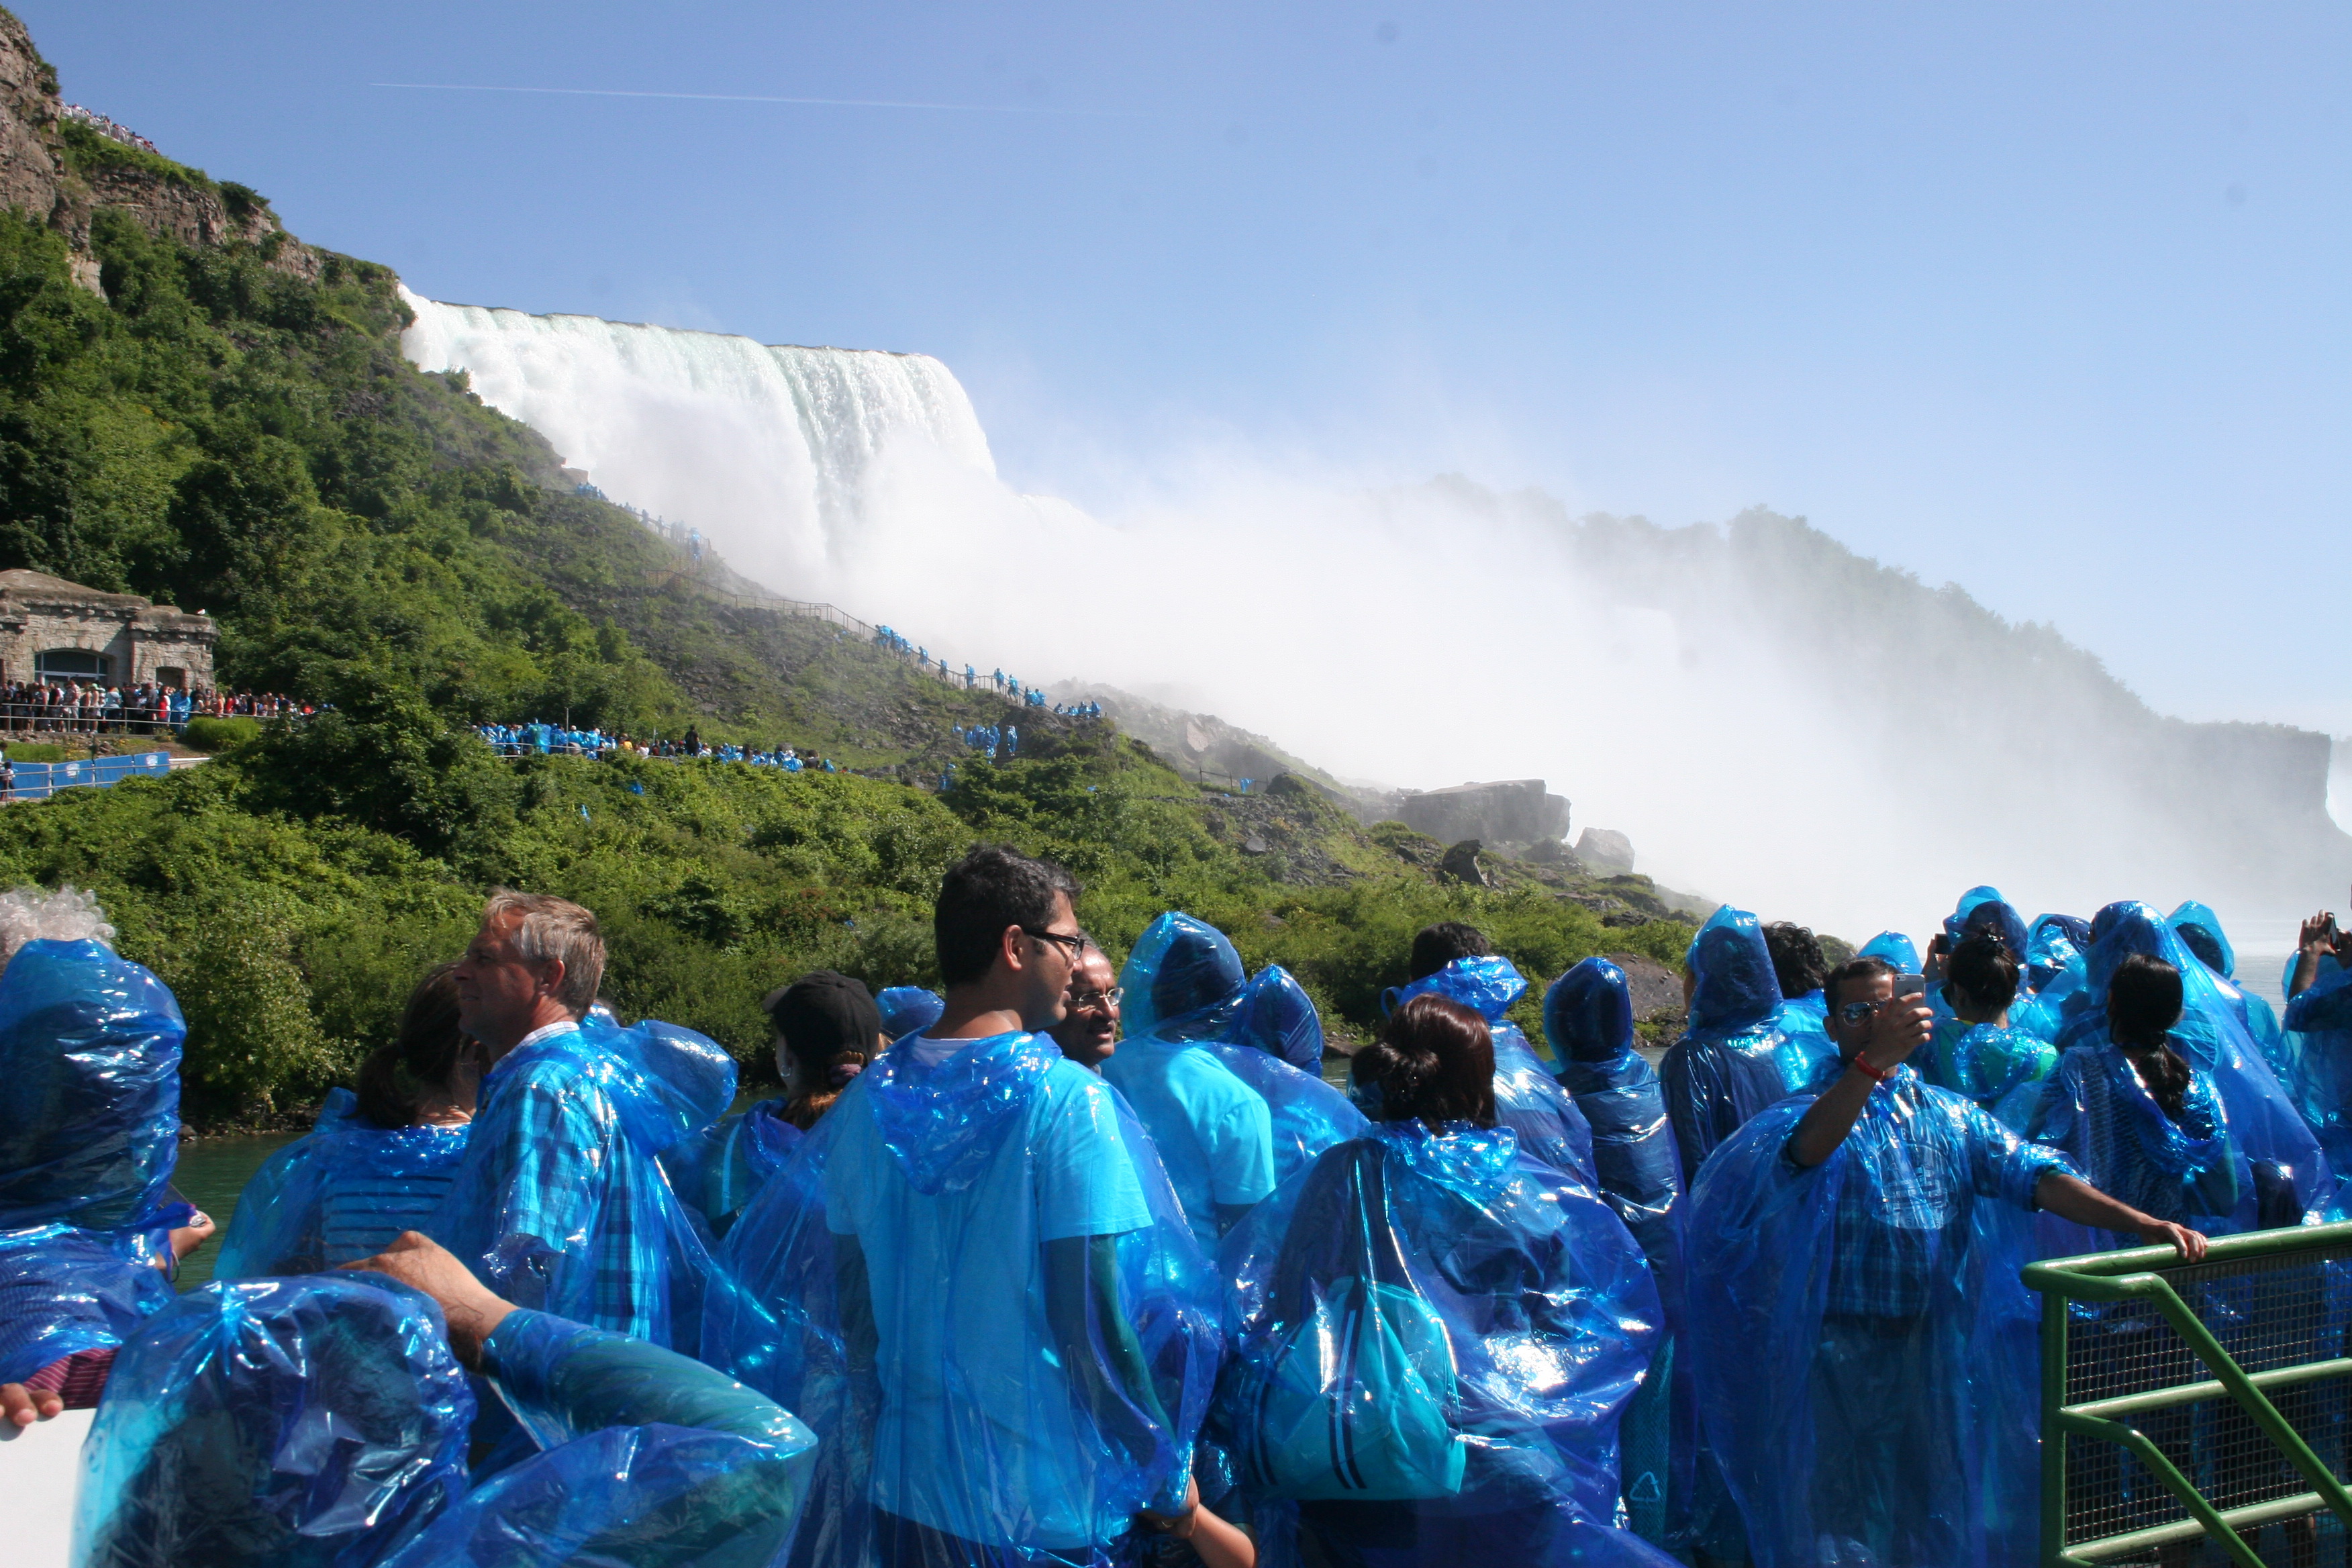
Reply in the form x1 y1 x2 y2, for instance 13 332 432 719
1850 1052 1892 1085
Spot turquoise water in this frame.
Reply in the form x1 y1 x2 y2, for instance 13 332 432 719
171 1132 299 1289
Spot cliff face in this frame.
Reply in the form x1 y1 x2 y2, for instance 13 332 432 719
0 7 316 294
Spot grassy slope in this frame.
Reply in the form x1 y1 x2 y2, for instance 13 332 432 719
0 124 1695 1128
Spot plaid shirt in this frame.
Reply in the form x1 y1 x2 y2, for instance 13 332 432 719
431 1024 687 1344
1793 1064 2068 1320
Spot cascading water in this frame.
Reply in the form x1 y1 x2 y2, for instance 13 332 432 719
400 290 997 579
397 290 2352 934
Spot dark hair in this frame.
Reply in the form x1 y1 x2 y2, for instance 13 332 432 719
1945 930 2020 1016
766 970 883 1129
1351 994 1496 1127
355 963 470 1130
1408 921 1491 982
1761 922 1828 999
2107 952 2193 1122
1822 955 1896 1018
934 844 1082 987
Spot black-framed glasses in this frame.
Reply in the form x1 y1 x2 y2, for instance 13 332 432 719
1067 986 1124 1012
1021 926 1089 959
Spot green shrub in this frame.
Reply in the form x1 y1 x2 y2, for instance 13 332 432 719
1 742 66 763
180 715 262 752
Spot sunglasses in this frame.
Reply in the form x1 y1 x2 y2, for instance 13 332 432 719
1834 998 1888 1025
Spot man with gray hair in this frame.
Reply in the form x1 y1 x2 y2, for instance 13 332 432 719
429 889 733 1352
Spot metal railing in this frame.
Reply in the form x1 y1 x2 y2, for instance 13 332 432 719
2027 1222 2352 1565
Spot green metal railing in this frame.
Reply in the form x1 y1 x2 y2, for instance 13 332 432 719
2026 1222 2352 1565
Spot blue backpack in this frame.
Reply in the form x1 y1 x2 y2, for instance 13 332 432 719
1236 1145 1467 1500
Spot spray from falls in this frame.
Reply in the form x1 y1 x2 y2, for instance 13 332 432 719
399 294 2352 940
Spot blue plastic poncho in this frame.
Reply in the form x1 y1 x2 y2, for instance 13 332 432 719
2026 914 2091 993
875 987 944 1043
1856 930 1919 974
0 1222 172 1385
2057 903 2331 1228
1772 991 1835 1095
1216 1119 1671 1567
1932 1024 2056 1132
1661 907 1789 1187
0 939 186 1234
660 1096 803 1240
1545 960 1690 1547
2030 1040 2247 1252
1231 964 1325 1073
707 1027 1221 1565
1684 1063 2071 1568
215 1090 470 1278
2168 899 2286 1073
1391 954 1597 1185
428 1018 735 1352
1108 914 1367 1251
1942 887 2030 962
75 1273 816 1568
2280 957 2352 1177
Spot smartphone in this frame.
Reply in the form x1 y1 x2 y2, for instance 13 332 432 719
1894 973 1927 1001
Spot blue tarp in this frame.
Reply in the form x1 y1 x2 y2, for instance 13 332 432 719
215 1089 470 1277
707 1026 1220 1565
1661 907 1790 1187
5 751 172 801
0 938 185 1236
427 1018 735 1353
1390 954 1597 1185
1684 1065 2069 1568
1216 1119 1671 1567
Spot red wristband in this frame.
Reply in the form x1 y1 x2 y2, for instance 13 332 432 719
1850 1052 1891 1085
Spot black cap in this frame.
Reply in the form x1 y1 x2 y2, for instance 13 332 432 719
763 971 881 1058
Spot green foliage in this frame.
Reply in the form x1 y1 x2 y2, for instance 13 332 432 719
179 715 260 752
1 741 66 762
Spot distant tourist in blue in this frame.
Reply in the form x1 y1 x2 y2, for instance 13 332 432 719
1220 993 1671 1568
73 1232 817 1568
427 891 735 1353
2280 906 2352 1172
1388 921 1596 1183
665 971 882 1239
710 844 1221 1567
1763 920 1836 1093
215 964 479 1276
1685 954 2206 1568
1659 904 1790 1186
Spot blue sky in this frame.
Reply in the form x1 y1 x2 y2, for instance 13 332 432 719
28 3 2351 730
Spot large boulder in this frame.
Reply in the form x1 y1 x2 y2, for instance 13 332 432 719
1574 827 1636 875
1398 779 1568 852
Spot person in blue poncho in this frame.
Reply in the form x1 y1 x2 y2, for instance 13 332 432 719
1218 992 1671 1568
2169 899 2286 1075
1855 930 1918 973
1661 905 1790 1187
1685 953 2207 1568
1545 959 1691 1550
216 965 479 1277
1924 930 2055 1132
428 891 736 1353
2026 914 2090 993
877 984 946 1042
665 973 881 1240
1763 922 1836 1094
707 844 1224 1567
1230 964 1325 1075
2061 901 2331 1229
1108 913 1367 1253
1386 922 1596 1185
73 1231 817 1568
0 886 203 1428
2280 908 2352 1173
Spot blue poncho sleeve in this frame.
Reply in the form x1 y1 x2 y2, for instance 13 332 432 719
1685 1080 2066 1568
1216 1122 1671 1567
0 1222 173 1385
0 939 185 1234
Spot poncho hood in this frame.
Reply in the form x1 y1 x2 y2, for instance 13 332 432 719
1385 954 1528 1022
1687 905 1781 1035
2167 900 2237 979
1120 912 1246 1040
864 1029 1060 1195
1544 958 1635 1065
1231 965 1325 1073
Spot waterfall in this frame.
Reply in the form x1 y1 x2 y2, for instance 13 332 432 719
399 290 997 579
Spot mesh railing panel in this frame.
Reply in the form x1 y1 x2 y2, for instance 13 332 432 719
2061 1244 2352 1553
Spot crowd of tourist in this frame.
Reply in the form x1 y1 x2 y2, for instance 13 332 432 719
5 861 2348 1567
476 722 840 773
0 681 309 736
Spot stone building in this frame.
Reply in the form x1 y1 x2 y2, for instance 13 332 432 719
0 570 216 689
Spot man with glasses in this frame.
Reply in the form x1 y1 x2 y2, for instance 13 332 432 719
734 842 1212 1567
1684 954 2206 1568
1051 946 1123 1069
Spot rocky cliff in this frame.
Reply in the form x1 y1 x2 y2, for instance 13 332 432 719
0 8 316 295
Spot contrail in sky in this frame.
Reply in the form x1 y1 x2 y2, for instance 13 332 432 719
371 83 1106 115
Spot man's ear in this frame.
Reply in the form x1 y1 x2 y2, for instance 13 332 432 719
538 955 567 1001
999 923 1028 975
